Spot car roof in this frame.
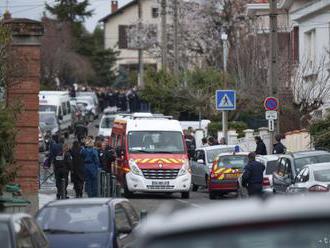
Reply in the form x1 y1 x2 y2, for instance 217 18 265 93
306 162 330 170
291 150 330 159
137 195 330 238
256 155 280 161
198 145 236 151
44 198 118 207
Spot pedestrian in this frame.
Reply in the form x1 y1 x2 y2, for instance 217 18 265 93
273 134 286 154
207 136 218 146
49 136 70 199
81 137 100 197
101 139 116 173
201 137 208 147
255 136 267 155
95 137 104 171
70 141 85 198
75 120 88 144
242 152 265 197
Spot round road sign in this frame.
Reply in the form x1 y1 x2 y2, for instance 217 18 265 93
264 97 279 111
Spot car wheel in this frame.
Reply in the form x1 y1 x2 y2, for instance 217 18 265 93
209 191 216 200
181 191 190 199
192 184 198 192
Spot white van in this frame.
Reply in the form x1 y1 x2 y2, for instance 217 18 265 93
39 91 73 134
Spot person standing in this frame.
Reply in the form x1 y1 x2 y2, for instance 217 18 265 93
70 141 85 198
81 137 100 197
255 136 267 155
273 134 286 154
201 137 209 147
242 152 265 197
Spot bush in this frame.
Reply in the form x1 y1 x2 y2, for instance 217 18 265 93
309 115 330 150
207 121 248 138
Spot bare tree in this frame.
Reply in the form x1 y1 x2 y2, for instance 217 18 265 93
292 55 330 126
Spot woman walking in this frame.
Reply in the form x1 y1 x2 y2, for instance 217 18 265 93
71 141 85 198
81 137 100 197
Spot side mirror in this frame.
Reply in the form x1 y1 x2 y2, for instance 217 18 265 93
117 225 132 235
197 159 204 164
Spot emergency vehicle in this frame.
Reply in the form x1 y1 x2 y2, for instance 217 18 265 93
209 152 249 199
111 113 191 199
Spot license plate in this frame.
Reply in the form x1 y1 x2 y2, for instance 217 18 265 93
151 181 170 186
224 174 240 180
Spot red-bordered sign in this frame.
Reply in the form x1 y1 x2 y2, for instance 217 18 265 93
264 97 279 111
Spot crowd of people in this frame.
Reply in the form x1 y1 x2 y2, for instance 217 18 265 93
46 134 115 199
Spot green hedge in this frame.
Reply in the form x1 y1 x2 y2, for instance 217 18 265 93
208 121 248 138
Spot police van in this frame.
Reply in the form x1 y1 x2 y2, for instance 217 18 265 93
39 91 73 135
111 113 191 198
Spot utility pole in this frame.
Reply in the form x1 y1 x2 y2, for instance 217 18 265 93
269 0 279 149
173 0 179 75
137 0 144 89
161 0 167 71
221 32 229 144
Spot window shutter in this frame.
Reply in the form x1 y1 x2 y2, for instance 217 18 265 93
118 25 128 49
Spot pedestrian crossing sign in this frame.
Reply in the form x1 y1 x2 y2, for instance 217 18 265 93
216 90 236 111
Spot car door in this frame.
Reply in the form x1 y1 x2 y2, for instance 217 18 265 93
273 158 293 193
195 150 206 186
115 204 134 248
287 168 310 194
190 150 200 185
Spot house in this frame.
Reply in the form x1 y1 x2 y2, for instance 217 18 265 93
247 0 330 119
99 0 163 73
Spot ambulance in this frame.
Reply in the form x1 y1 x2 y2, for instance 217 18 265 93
111 113 191 198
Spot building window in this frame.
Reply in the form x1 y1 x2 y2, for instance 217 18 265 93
118 25 128 49
152 7 159 18
305 29 316 63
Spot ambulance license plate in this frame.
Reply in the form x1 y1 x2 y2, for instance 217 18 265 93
224 174 240 180
151 181 170 186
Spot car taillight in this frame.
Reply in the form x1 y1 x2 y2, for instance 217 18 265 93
263 177 270 187
309 185 329 192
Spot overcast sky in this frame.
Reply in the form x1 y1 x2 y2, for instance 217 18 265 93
0 0 131 32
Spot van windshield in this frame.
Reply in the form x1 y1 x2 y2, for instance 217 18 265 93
128 131 185 154
40 105 57 113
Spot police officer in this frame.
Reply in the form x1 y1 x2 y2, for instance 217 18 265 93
255 136 267 155
273 134 287 154
49 136 71 199
242 152 265 197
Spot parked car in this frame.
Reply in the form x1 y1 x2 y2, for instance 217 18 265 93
96 114 118 137
273 150 330 194
38 127 46 152
208 152 249 199
190 145 237 191
0 213 48 248
287 162 330 194
135 195 330 248
36 198 139 248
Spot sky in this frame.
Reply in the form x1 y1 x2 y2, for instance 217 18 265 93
0 0 131 32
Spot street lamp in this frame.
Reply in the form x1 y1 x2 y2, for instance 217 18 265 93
221 31 229 144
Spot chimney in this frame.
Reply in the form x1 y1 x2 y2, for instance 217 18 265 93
111 0 118 13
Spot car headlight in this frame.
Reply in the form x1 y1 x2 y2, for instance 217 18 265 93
129 159 143 176
178 159 191 176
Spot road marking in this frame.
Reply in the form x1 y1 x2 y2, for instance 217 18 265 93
176 199 202 209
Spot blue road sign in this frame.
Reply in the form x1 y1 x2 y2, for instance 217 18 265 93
216 90 236 111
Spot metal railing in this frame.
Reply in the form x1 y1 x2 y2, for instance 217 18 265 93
97 170 121 197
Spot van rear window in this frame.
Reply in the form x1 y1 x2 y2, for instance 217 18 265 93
39 105 56 113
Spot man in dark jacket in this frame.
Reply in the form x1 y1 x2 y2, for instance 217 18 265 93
273 134 286 154
71 141 85 198
255 136 267 155
242 152 265 197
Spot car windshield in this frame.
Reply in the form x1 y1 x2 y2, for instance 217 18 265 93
314 168 330 182
101 117 115 128
0 222 11 248
37 205 110 233
39 105 56 113
146 221 330 248
128 131 185 154
39 113 57 125
217 155 248 169
265 161 278 175
295 155 330 172
207 148 235 163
